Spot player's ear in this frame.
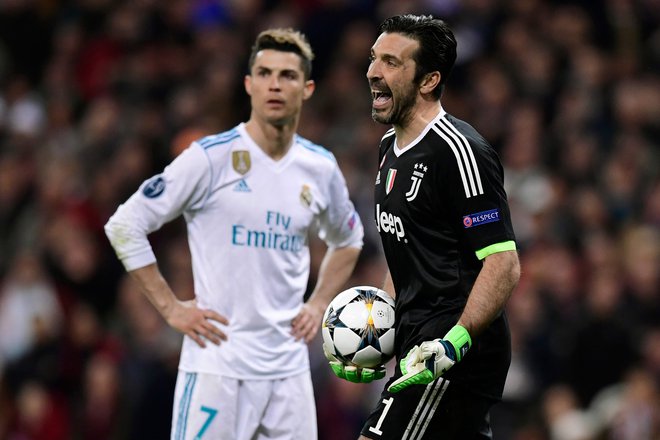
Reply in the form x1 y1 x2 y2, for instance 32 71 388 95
419 71 441 96
303 79 315 100
244 75 252 96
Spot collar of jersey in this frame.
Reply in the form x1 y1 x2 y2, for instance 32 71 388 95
237 123 297 172
393 107 447 157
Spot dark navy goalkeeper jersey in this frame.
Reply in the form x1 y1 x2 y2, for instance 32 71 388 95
374 109 516 399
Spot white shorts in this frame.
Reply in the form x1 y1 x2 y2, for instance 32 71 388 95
171 370 317 440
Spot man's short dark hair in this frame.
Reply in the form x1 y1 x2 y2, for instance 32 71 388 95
248 28 314 80
379 14 457 98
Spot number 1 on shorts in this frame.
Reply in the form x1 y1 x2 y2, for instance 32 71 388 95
369 397 394 436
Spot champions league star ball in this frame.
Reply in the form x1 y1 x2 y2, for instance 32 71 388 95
322 286 396 368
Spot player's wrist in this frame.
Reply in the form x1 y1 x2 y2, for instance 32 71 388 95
443 325 472 362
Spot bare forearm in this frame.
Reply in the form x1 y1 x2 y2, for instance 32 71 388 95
128 263 178 320
308 246 361 308
457 250 520 336
291 245 361 342
382 270 396 300
128 263 228 347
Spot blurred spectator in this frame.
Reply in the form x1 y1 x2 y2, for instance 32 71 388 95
607 368 660 439
564 269 636 406
5 381 70 440
114 274 180 439
72 352 127 440
542 384 598 440
620 225 660 335
0 252 62 370
590 368 660 440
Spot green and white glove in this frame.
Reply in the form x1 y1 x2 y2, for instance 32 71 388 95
388 325 472 393
323 343 386 383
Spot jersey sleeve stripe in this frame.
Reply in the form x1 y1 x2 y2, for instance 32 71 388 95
438 119 477 196
475 240 517 260
296 136 335 161
431 124 472 198
436 119 483 197
439 118 484 195
438 119 478 196
381 128 395 140
198 128 238 147
199 145 215 209
201 134 240 150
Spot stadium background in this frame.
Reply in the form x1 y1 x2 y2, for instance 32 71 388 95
0 0 658 438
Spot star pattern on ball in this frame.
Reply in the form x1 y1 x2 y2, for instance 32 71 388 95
355 288 392 352
322 286 395 368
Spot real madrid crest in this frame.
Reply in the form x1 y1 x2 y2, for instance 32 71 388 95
300 184 313 208
232 151 251 175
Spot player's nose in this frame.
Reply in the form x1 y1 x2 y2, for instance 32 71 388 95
366 61 379 80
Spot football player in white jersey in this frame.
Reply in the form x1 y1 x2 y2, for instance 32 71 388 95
105 28 364 440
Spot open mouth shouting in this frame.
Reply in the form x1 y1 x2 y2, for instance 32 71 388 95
371 89 392 110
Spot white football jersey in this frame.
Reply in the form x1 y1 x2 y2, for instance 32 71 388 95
105 123 363 379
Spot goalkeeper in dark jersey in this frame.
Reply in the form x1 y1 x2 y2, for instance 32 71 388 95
323 14 521 439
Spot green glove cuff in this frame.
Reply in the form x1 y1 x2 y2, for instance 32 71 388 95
443 325 472 362
389 368 434 392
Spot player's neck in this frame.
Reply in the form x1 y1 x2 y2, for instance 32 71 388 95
245 118 297 160
394 100 442 149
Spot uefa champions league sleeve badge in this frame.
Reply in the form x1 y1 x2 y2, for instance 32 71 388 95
143 175 166 198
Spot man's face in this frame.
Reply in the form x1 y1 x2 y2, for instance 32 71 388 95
245 49 314 127
367 32 420 126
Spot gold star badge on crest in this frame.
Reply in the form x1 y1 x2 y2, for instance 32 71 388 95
232 151 251 175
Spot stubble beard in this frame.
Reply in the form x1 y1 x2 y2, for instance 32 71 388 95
371 82 417 127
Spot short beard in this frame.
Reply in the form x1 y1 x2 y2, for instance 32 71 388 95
371 82 417 126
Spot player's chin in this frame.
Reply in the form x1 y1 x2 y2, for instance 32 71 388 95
265 112 294 126
371 108 392 124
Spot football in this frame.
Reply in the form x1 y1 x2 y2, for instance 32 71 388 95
322 286 396 368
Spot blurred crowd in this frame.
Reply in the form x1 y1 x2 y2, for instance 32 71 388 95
0 0 658 439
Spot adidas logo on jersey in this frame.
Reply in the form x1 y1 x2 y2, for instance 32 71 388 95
375 203 406 242
233 179 251 192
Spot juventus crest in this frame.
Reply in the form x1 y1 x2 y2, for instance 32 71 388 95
405 163 427 201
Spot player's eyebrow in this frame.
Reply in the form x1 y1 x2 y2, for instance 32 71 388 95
382 54 401 64
370 49 402 65
255 65 301 77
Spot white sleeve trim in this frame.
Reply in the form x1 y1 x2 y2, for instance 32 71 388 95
120 248 157 272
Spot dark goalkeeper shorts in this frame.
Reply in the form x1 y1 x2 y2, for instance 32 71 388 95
360 377 497 440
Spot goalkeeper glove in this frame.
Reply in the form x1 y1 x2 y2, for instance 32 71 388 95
388 324 471 393
323 343 386 383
